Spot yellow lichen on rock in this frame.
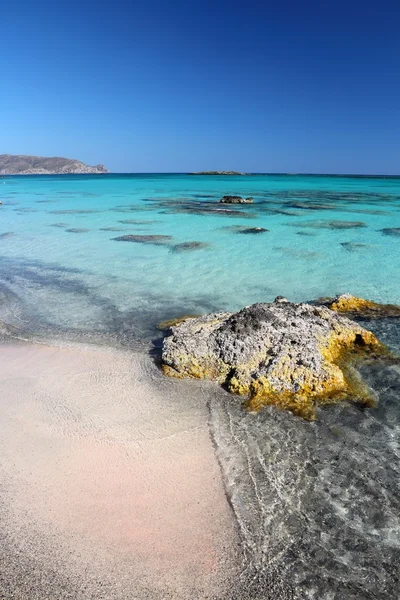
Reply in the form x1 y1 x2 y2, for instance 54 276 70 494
325 293 400 319
163 354 230 383
161 300 390 420
157 315 199 330
244 326 383 420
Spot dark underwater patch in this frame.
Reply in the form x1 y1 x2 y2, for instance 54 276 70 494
118 219 158 225
140 197 258 218
112 234 173 246
380 227 400 237
347 208 391 215
170 241 210 252
289 219 367 229
236 227 269 234
286 202 334 210
0 232 15 239
341 242 373 252
99 227 125 232
274 246 321 259
50 209 101 215
49 222 68 228
65 228 90 233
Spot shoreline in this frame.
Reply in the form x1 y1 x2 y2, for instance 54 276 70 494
0 338 242 599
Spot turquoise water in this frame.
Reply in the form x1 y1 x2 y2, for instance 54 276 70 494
0 173 400 343
1 173 399 599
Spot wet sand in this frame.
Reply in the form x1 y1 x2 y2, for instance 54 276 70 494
0 341 240 599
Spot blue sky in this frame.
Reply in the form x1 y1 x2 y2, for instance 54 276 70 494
2 0 400 173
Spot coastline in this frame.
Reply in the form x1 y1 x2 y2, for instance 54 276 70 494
0 338 241 599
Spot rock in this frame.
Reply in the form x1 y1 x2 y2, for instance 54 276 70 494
380 227 400 237
99 227 125 232
170 242 210 252
118 219 158 225
162 299 385 420
220 195 254 204
65 228 90 233
112 234 172 246
219 225 269 234
340 242 372 252
157 315 199 331
290 220 366 229
237 227 268 234
321 293 400 319
286 202 333 210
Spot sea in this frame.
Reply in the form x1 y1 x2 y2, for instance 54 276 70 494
0 173 399 599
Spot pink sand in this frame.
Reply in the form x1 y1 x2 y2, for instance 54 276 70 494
0 342 240 598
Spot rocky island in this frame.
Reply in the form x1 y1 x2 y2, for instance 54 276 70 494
189 170 248 175
0 154 108 175
161 296 389 420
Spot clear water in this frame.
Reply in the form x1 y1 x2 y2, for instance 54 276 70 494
0 174 399 599
1 173 400 346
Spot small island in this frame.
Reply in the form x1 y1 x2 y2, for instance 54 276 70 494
189 170 248 175
0 154 108 175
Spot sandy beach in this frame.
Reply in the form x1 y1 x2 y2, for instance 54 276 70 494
0 341 240 599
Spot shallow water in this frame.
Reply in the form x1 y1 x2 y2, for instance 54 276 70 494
0 173 399 599
210 322 400 599
0 173 400 346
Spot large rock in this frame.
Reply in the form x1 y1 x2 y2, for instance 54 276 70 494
161 298 385 420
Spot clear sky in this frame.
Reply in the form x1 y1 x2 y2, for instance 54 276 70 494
2 0 400 173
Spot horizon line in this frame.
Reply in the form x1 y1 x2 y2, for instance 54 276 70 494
3 171 400 178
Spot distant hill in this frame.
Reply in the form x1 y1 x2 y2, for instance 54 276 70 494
0 154 108 175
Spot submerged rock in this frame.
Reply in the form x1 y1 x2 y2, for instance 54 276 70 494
290 219 367 229
296 231 317 236
118 219 158 224
50 209 100 215
99 227 125 232
380 227 400 237
112 234 172 246
157 315 200 330
237 226 268 234
321 293 400 319
170 241 210 252
65 228 90 233
220 225 269 234
274 246 320 259
162 298 385 420
340 241 373 253
286 201 333 210
220 195 254 204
